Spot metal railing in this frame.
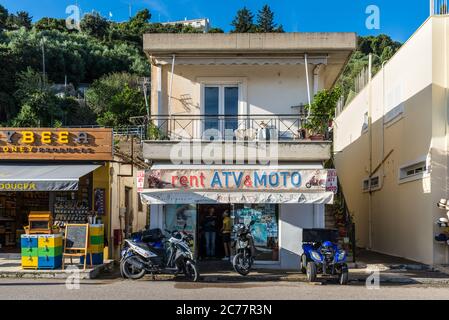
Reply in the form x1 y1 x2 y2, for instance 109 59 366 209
136 114 330 141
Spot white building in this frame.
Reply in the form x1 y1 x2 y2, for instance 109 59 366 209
162 18 210 32
140 32 356 269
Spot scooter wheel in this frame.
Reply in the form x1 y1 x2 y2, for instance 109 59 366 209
121 256 146 280
184 259 199 282
233 253 251 276
339 264 349 285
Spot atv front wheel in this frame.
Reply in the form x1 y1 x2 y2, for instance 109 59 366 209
306 262 317 282
300 254 307 274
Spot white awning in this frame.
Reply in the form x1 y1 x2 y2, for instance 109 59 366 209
0 163 102 191
154 56 328 66
150 163 324 170
140 189 334 205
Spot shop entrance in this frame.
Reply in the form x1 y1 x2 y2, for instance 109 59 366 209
197 204 231 260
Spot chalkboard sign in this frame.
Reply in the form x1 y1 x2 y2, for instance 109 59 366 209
64 224 88 250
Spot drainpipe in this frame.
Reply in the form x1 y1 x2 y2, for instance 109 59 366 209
368 54 373 250
168 54 176 115
304 54 312 119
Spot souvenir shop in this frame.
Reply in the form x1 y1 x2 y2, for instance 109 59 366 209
140 164 337 269
0 128 113 256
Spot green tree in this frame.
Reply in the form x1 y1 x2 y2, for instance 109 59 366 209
256 4 283 32
34 17 67 32
208 27 224 33
12 104 40 127
305 87 342 136
0 5 8 30
80 12 110 38
231 7 256 33
85 72 145 128
15 11 32 30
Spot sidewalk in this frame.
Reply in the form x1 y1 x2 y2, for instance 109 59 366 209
143 251 449 285
0 254 114 279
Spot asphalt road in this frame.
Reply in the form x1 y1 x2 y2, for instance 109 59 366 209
1 278 449 300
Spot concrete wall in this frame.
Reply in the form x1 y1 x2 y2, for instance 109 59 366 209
153 64 315 119
109 159 148 260
334 16 449 264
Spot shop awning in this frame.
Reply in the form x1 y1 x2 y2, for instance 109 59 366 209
140 189 334 205
0 163 102 192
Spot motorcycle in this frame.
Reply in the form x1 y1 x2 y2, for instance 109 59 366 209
232 220 256 276
120 227 164 278
120 226 199 281
299 229 348 285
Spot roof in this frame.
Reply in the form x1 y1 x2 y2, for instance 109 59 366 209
143 32 357 88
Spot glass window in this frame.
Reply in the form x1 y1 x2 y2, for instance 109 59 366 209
224 86 239 132
231 204 279 261
164 204 197 252
204 86 219 133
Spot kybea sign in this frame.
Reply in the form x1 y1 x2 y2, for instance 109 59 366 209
145 169 337 193
0 128 113 161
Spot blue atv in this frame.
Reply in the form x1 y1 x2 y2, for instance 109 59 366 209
299 229 348 285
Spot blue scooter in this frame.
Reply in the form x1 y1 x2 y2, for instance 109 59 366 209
299 229 349 285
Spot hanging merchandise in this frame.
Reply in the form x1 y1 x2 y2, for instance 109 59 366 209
437 198 448 210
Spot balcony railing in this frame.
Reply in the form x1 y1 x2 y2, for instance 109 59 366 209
131 114 331 141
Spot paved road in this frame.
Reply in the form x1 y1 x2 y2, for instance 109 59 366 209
1 278 449 300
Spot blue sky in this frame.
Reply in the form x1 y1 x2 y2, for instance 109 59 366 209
0 0 430 42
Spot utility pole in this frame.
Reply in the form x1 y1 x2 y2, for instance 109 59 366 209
41 37 46 88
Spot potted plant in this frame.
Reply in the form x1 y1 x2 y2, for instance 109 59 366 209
303 87 342 140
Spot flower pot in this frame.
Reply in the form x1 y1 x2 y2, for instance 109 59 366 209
309 134 325 141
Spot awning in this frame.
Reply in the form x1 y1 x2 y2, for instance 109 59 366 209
153 56 328 66
0 163 102 191
140 189 334 205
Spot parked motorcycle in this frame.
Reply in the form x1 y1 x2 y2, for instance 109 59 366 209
232 220 256 276
119 227 164 278
120 226 199 281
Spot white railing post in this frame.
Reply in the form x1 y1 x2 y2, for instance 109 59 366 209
431 0 435 16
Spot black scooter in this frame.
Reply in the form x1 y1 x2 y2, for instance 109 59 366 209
232 220 256 276
120 227 199 281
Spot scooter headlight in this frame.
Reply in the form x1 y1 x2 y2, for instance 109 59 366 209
311 250 323 262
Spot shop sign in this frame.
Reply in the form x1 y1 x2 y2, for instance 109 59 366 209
0 128 113 161
136 170 145 192
144 169 337 192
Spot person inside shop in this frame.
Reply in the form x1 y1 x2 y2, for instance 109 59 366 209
221 209 232 261
203 207 217 258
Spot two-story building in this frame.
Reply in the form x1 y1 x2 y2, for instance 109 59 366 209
140 32 356 269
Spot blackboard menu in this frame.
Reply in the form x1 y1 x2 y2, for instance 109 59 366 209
64 224 88 250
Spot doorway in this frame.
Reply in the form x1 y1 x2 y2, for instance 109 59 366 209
197 204 231 260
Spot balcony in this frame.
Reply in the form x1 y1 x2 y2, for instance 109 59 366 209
136 114 332 163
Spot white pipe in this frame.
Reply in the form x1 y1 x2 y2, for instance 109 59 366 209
431 0 435 15
304 53 312 118
368 53 373 250
168 54 176 114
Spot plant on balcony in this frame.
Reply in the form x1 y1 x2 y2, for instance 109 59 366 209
304 87 341 140
147 121 168 140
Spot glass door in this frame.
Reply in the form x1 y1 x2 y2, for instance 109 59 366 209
203 85 239 139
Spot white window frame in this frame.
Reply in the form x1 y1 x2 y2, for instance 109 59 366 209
362 174 382 192
197 77 248 139
398 156 430 184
